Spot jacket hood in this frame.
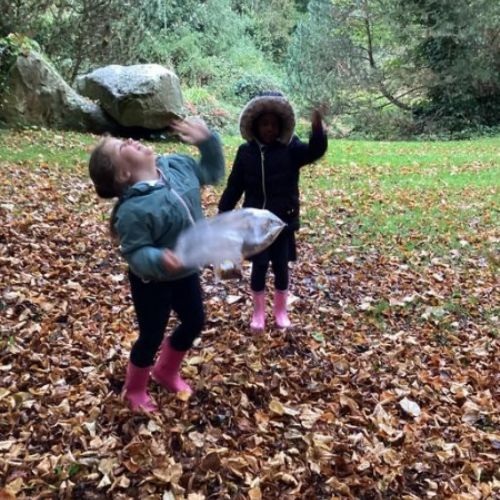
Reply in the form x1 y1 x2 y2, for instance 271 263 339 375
123 183 163 199
121 157 171 200
239 91 295 145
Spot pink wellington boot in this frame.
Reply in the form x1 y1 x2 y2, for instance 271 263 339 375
152 340 192 394
122 362 158 412
250 290 266 331
274 289 291 329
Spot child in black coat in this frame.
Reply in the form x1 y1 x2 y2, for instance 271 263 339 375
218 91 327 330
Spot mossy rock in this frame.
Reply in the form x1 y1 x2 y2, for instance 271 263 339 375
0 34 116 133
0 34 41 97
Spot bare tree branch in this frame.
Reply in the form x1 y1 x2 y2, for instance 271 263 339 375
362 0 413 111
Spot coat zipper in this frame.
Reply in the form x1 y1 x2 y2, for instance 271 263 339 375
260 146 267 209
158 168 195 226
171 188 195 226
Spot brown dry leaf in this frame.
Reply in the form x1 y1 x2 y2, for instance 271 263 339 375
299 406 322 429
152 463 183 484
339 395 360 414
399 397 421 418
200 451 222 472
0 491 16 500
4 478 24 496
461 401 482 424
226 294 242 304
248 486 262 500
123 459 141 474
269 398 285 416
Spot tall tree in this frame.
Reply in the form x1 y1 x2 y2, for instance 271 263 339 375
395 0 500 127
287 0 500 130
1 0 151 83
234 0 300 62
0 0 53 37
287 0 411 114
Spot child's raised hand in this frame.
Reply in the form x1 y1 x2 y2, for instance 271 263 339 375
170 118 211 145
311 109 324 132
161 249 184 273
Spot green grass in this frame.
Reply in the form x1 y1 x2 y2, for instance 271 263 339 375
323 136 500 167
298 136 499 256
1 128 498 257
0 128 95 165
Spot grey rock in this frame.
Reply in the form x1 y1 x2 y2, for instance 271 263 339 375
0 50 116 133
76 64 184 129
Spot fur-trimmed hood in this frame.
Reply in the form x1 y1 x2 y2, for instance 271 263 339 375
239 91 295 145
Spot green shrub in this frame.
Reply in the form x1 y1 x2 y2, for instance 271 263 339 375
183 87 239 133
233 73 282 102
348 107 419 140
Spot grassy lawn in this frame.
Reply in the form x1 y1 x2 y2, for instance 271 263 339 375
299 136 499 258
1 130 497 259
0 128 497 261
1 127 497 262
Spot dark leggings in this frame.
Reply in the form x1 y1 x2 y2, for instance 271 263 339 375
128 271 204 367
251 259 288 292
250 230 290 292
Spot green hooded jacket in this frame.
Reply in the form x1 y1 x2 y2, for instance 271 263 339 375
114 133 224 281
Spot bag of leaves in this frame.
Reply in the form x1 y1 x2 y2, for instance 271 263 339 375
175 208 285 278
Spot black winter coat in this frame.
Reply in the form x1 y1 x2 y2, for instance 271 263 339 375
218 129 327 230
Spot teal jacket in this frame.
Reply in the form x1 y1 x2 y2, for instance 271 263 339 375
114 133 225 281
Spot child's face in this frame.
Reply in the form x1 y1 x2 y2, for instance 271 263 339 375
255 113 281 144
103 138 155 183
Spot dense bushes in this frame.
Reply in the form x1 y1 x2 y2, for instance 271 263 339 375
287 0 500 139
1 0 499 138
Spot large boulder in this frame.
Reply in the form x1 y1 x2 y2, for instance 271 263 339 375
0 37 116 133
76 64 184 130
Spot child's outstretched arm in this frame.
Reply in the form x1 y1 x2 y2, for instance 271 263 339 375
171 118 225 186
218 146 245 212
291 109 328 167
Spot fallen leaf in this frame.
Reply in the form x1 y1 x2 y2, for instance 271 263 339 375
399 398 421 417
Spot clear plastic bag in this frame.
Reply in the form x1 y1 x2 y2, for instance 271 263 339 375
175 208 286 276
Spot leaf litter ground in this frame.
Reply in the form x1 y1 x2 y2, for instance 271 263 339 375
0 130 498 499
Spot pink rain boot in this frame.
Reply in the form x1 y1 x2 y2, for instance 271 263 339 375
274 289 291 329
152 340 192 394
123 362 157 412
250 290 266 331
